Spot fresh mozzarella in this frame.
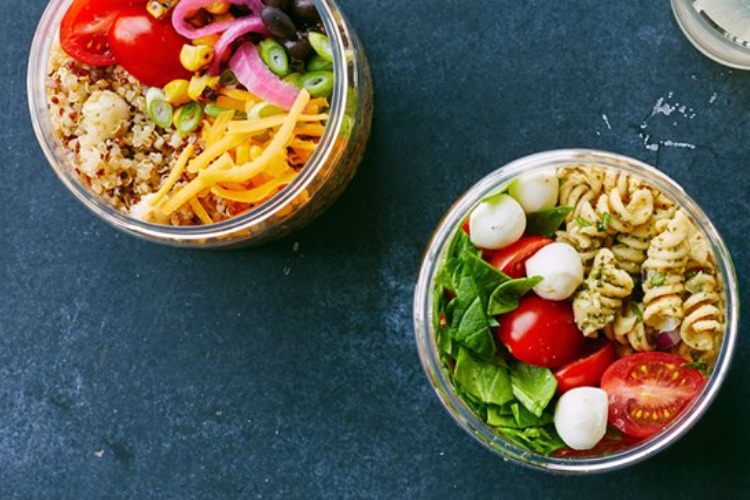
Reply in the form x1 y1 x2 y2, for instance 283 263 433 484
508 171 559 213
525 242 584 301
469 194 526 250
554 387 609 450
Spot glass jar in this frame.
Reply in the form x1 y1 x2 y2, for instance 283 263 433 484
672 0 750 69
28 0 373 248
413 149 739 473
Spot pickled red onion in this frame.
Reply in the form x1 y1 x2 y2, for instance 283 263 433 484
208 16 266 75
229 43 300 110
172 0 265 39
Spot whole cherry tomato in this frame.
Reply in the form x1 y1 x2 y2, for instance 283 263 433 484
496 294 584 369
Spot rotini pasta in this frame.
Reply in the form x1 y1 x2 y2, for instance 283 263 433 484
641 210 690 331
687 222 712 269
604 303 653 352
595 188 654 234
573 248 635 337
558 167 603 221
610 222 656 275
556 200 608 269
551 165 723 363
681 272 723 352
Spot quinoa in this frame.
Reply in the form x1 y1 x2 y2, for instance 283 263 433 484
46 44 205 224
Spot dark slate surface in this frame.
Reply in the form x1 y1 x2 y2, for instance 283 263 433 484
2 0 749 497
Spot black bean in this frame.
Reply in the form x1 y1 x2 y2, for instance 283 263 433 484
261 6 297 38
292 0 320 24
263 0 292 13
284 35 312 61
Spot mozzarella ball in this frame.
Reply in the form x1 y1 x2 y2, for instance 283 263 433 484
525 242 584 301
469 194 526 250
508 171 559 213
554 387 609 450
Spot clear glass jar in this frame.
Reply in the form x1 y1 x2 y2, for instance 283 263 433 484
672 0 750 69
413 149 739 473
28 0 373 248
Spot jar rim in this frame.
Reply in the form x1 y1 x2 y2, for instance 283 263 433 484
413 148 740 473
27 0 350 244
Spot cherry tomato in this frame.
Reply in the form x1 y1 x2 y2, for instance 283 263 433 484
108 9 190 87
553 340 616 394
462 219 470 234
496 295 585 369
60 0 139 66
600 352 706 438
487 236 552 279
553 434 642 458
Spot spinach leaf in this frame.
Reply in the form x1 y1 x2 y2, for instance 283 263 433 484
525 206 573 237
509 362 557 417
487 405 517 427
498 426 567 456
511 402 553 428
452 294 496 357
462 253 510 297
487 276 543 316
454 347 514 407
448 255 511 358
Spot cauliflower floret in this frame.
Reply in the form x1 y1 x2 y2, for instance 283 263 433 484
81 90 130 141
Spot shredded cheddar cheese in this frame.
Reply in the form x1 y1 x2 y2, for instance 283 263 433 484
189 198 213 224
150 143 195 207
159 89 323 220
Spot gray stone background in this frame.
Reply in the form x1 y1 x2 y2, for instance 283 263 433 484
1 0 748 497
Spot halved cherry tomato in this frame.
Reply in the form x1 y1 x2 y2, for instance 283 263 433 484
496 295 584 369
487 236 552 279
600 352 706 438
60 0 140 66
108 10 190 87
553 340 616 394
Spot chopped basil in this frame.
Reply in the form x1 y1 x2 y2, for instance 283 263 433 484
649 271 666 287
598 213 612 231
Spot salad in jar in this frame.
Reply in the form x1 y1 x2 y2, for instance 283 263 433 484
432 164 726 457
47 0 336 226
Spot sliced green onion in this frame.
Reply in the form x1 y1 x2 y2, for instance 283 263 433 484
248 102 285 119
283 72 303 88
146 87 173 129
174 102 203 135
299 70 334 98
308 32 333 62
259 38 290 77
307 54 333 71
575 216 590 227
205 102 230 117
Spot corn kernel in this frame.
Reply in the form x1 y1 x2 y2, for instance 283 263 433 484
163 79 191 106
205 1 230 14
147 0 179 19
213 12 235 23
180 44 215 72
193 34 222 47
188 74 221 102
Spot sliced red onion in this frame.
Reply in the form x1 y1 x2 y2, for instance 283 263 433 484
208 16 266 75
655 329 681 349
229 43 300 110
172 0 265 39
